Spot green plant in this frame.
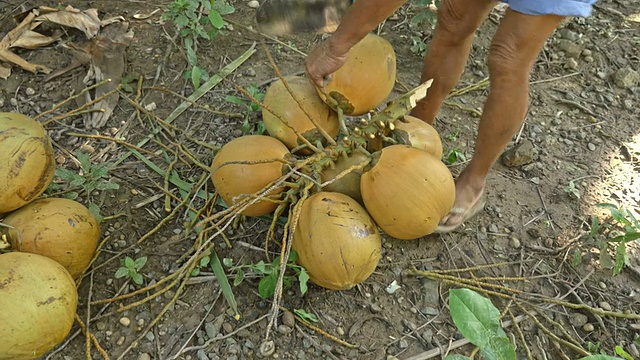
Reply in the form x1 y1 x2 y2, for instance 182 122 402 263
443 147 466 165
564 180 581 199
47 150 120 222
162 0 235 89
410 0 440 29
225 83 267 134
191 254 211 276
446 288 627 360
410 35 427 57
115 256 148 285
575 203 640 275
224 251 309 299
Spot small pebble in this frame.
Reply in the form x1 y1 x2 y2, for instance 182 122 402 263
582 323 595 332
137 354 151 360
222 322 234 334
598 301 612 311
79 144 95 154
120 317 131 327
145 332 155 342
247 0 260 8
336 326 345 336
370 303 382 313
282 310 295 328
509 237 521 249
25 87 36 96
116 336 126 346
588 143 596 151
259 340 275 357
570 313 588 327
564 58 579 70
598 281 607 290
277 324 292 334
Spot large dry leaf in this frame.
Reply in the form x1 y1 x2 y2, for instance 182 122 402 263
34 6 102 39
0 48 51 75
10 29 61 49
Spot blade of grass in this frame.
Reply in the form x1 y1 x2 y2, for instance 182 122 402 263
210 249 240 319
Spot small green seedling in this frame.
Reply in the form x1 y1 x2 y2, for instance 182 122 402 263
410 0 440 29
115 256 148 285
225 83 267 134
410 35 427 57
47 150 120 222
224 251 310 299
564 180 581 199
443 147 466 165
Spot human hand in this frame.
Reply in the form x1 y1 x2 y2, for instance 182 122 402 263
304 39 349 90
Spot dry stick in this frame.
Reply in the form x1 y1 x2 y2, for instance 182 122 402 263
508 308 533 360
225 18 307 57
408 270 526 296
34 79 113 122
261 41 337 146
144 86 244 118
164 148 179 212
73 314 110 360
319 157 371 189
85 272 94 360
286 307 358 349
265 181 315 340
515 303 590 357
41 86 121 126
65 132 156 156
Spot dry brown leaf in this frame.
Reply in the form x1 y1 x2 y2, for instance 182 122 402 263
10 30 61 49
0 49 51 75
34 6 102 39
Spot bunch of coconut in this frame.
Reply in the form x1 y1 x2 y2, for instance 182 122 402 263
0 112 101 359
211 33 455 293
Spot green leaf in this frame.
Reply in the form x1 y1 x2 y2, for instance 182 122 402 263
213 0 235 15
208 11 224 29
258 273 278 298
222 257 233 267
87 202 103 223
294 308 318 323
609 231 640 244
298 268 309 295
199 256 211 267
444 355 472 360
480 336 517 360
225 95 247 106
578 356 625 360
132 272 144 285
95 181 120 191
191 65 202 89
252 260 269 275
65 191 80 200
613 243 627 275
233 268 245 286
115 267 129 278
615 345 634 360
191 267 201 276
134 256 148 270
210 250 239 318
449 288 504 349
124 256 135 269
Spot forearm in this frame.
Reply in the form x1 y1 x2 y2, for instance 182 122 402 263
328 0 407 55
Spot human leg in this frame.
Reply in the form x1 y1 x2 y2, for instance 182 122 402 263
409 0 497 125
435 8 564 232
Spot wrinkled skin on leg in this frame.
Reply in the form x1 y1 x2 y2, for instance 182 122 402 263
410 0 564 230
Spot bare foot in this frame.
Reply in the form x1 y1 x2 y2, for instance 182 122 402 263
435 169 486 233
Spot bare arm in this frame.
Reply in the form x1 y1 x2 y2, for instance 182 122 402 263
328 0 407 55
305 0 406 87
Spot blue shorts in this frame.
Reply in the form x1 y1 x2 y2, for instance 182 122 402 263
500 0 597 17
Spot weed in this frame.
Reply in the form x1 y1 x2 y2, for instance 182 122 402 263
574 203 640 275
115 256 148 285
162 0 235 89
225 83 267 134
447 288 629 360
410 0 440 29
47 150 119 222
191 254 211 276
443 147 466 165
410 35 427 57
223 251 309 299
564 180 581 199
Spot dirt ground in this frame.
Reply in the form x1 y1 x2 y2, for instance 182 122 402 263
1 0 640 359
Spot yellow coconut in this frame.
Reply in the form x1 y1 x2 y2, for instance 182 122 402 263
292 191 382 290
262 76 340 154
211 135 290 217
319 149 371 203
317 33 396 116
0 252 78 360
2 197 101 279
360 145 455 239
0 112 55 213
